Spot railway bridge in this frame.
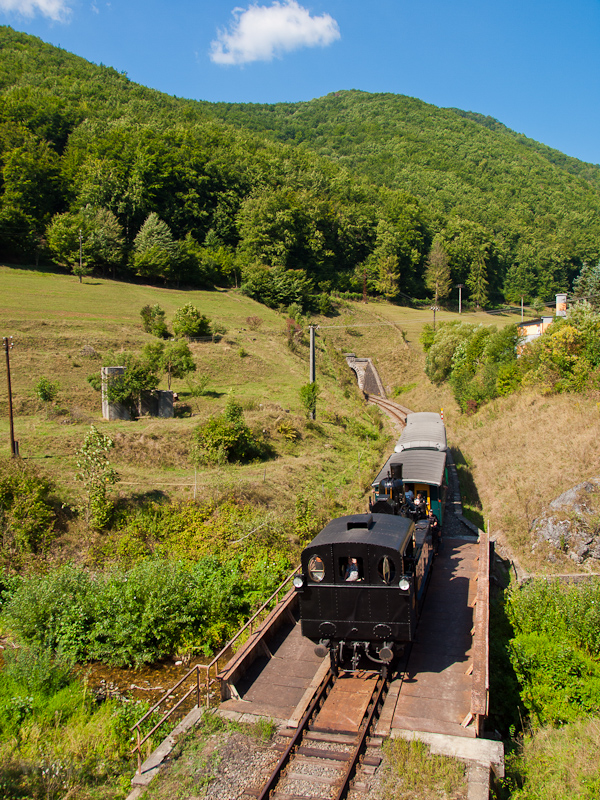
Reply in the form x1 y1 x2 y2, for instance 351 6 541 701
128 395 502 800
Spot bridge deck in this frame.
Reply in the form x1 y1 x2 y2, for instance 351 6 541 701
384 536 480 738
218 616 325 723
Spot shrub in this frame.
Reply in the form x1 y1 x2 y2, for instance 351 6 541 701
2 554 290 666
192 397 271 465
34 376 59 403
172 303 211 338
0 458 56 555
140 303 168 338
299 382 320 418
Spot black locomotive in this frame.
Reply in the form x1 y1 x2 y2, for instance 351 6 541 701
295 412 446 671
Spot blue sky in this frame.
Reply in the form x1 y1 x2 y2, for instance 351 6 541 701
1 0 599 165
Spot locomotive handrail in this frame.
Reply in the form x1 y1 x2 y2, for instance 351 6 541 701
130 564 301 773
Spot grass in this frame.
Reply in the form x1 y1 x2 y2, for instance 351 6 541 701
380 737 467 799
501 717 600 799
450 391 600 573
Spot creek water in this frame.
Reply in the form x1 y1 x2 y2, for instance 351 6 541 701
78 654 225 710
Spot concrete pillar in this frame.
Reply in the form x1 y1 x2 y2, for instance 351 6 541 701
101 367 130 420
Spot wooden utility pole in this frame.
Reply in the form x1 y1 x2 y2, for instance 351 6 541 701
456 284 465 314
78 228 83 283
3 337 17 456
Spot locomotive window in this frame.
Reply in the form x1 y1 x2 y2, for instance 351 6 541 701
307 555 325 582
378 556 396 584
339 557 363 582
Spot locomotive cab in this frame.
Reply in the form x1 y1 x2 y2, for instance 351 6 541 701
297 513 432 671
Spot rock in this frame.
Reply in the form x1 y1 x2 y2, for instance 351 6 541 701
533 477 600 566
549 480 599 513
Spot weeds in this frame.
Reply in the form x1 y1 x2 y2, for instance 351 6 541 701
382 738 467 799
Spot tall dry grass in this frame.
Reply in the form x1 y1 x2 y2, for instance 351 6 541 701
451 391 600 573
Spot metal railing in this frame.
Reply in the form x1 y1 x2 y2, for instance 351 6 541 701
130 564 300 772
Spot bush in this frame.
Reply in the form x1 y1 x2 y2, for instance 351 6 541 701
506 579 600 727
172 303 211 338
2 554 290 667
192 397 272 465
34 376 59 403
0 459 56 555
140 303 168 338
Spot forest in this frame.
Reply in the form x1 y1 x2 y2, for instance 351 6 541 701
2 25 600 309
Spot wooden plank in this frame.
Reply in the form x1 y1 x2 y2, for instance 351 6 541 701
312 674 377 733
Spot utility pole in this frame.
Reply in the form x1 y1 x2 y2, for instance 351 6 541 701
362 269 367 303
456 284 465 314
521 296 524 321
309 325 316 420
3 337 17 457
78 228 83 284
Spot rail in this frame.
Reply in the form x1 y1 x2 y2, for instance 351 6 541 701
366 394 410 425
130 564 301 773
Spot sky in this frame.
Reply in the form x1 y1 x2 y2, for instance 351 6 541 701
1 0 599 165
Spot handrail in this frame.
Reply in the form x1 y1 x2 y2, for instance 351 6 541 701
130 564 301 773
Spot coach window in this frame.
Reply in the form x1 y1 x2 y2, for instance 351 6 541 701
307 555 325 582
377 555 396 584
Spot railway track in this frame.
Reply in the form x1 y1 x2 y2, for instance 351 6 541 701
245 669 389 800
366 394 410 427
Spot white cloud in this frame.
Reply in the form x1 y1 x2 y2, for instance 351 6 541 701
210 1 340 66
0 0 71 21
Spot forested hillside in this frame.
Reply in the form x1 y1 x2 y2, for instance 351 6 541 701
1 25 599 307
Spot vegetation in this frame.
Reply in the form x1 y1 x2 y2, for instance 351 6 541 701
75 425 118 530
0 645 158 800
192 396 271 465
381 738 467 799
2 28 600 308
506 579 600 727
422 298 600 412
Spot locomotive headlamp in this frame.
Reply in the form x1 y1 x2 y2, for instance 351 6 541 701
398 577 410 591
293 575 304 589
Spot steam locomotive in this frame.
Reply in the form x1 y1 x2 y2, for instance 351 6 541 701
294 412 448 671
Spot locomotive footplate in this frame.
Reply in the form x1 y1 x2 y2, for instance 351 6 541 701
310 670 379 734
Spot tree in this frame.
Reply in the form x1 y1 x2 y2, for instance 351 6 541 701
142 340 196 390
140 304 168 338
375 254 400 299
425 238 452 305
46 206 124 281
172 303 211 338
467 253 490 310
46 212 92 281
573 260 600 307
105 354 160 416
132 213 178 282
75 425 118 529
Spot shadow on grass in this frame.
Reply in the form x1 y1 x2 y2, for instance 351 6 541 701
451 445 484 514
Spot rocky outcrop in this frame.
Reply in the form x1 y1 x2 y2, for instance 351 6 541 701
532 479 600 564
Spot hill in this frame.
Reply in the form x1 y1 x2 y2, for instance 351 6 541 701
1 27 600 306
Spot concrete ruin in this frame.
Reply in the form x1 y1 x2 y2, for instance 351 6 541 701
101 367 174 421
